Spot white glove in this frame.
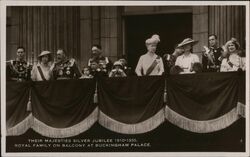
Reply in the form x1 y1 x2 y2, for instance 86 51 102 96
222 45 227 52
203 46 210 55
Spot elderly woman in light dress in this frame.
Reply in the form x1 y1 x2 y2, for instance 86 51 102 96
135 34 164 76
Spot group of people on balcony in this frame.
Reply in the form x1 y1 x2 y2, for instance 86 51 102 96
6 34 246 82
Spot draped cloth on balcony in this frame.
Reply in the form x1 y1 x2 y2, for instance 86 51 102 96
6 82 32 136
7 79 97 138
165 72 245 133
98 76 165 134
6 72 245 137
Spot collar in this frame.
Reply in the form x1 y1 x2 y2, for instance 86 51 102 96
57 58 68 64
39 62 50 67
146 52 156 58
210 45 219 50
182 52 191 58
16 58 26 62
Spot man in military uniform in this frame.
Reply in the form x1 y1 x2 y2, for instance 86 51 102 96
52 49 82 80
202 34 223 72
87 45 113 77
6 47 32 82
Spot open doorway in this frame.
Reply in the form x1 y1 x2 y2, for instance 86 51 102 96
125 13 192 70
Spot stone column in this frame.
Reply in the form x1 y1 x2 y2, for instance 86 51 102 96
192 6 209 62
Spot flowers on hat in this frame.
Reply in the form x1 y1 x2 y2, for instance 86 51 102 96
151 34 160 42
145 34 161 45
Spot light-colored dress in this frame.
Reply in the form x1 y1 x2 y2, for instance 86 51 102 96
135 53 164 76
220 53 241 72
31 62 53 81
175 53 200 73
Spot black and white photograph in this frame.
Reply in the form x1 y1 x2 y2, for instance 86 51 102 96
1 1 249 157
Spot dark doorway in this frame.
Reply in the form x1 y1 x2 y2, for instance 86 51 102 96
125 13 192 70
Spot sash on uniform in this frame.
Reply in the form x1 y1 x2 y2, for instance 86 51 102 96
143 56 160 76
37 66 47 81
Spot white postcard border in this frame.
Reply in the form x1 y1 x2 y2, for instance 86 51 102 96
1 1 249 157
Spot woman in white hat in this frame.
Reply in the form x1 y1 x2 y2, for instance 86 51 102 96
135 34 164 76
31 50 53 81
175 38 200 73
220 38 242 72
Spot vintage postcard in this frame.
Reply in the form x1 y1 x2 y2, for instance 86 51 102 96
1 1 249 157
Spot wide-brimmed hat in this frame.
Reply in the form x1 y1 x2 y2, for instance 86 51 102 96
38 51 51 58
176 38 198 48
